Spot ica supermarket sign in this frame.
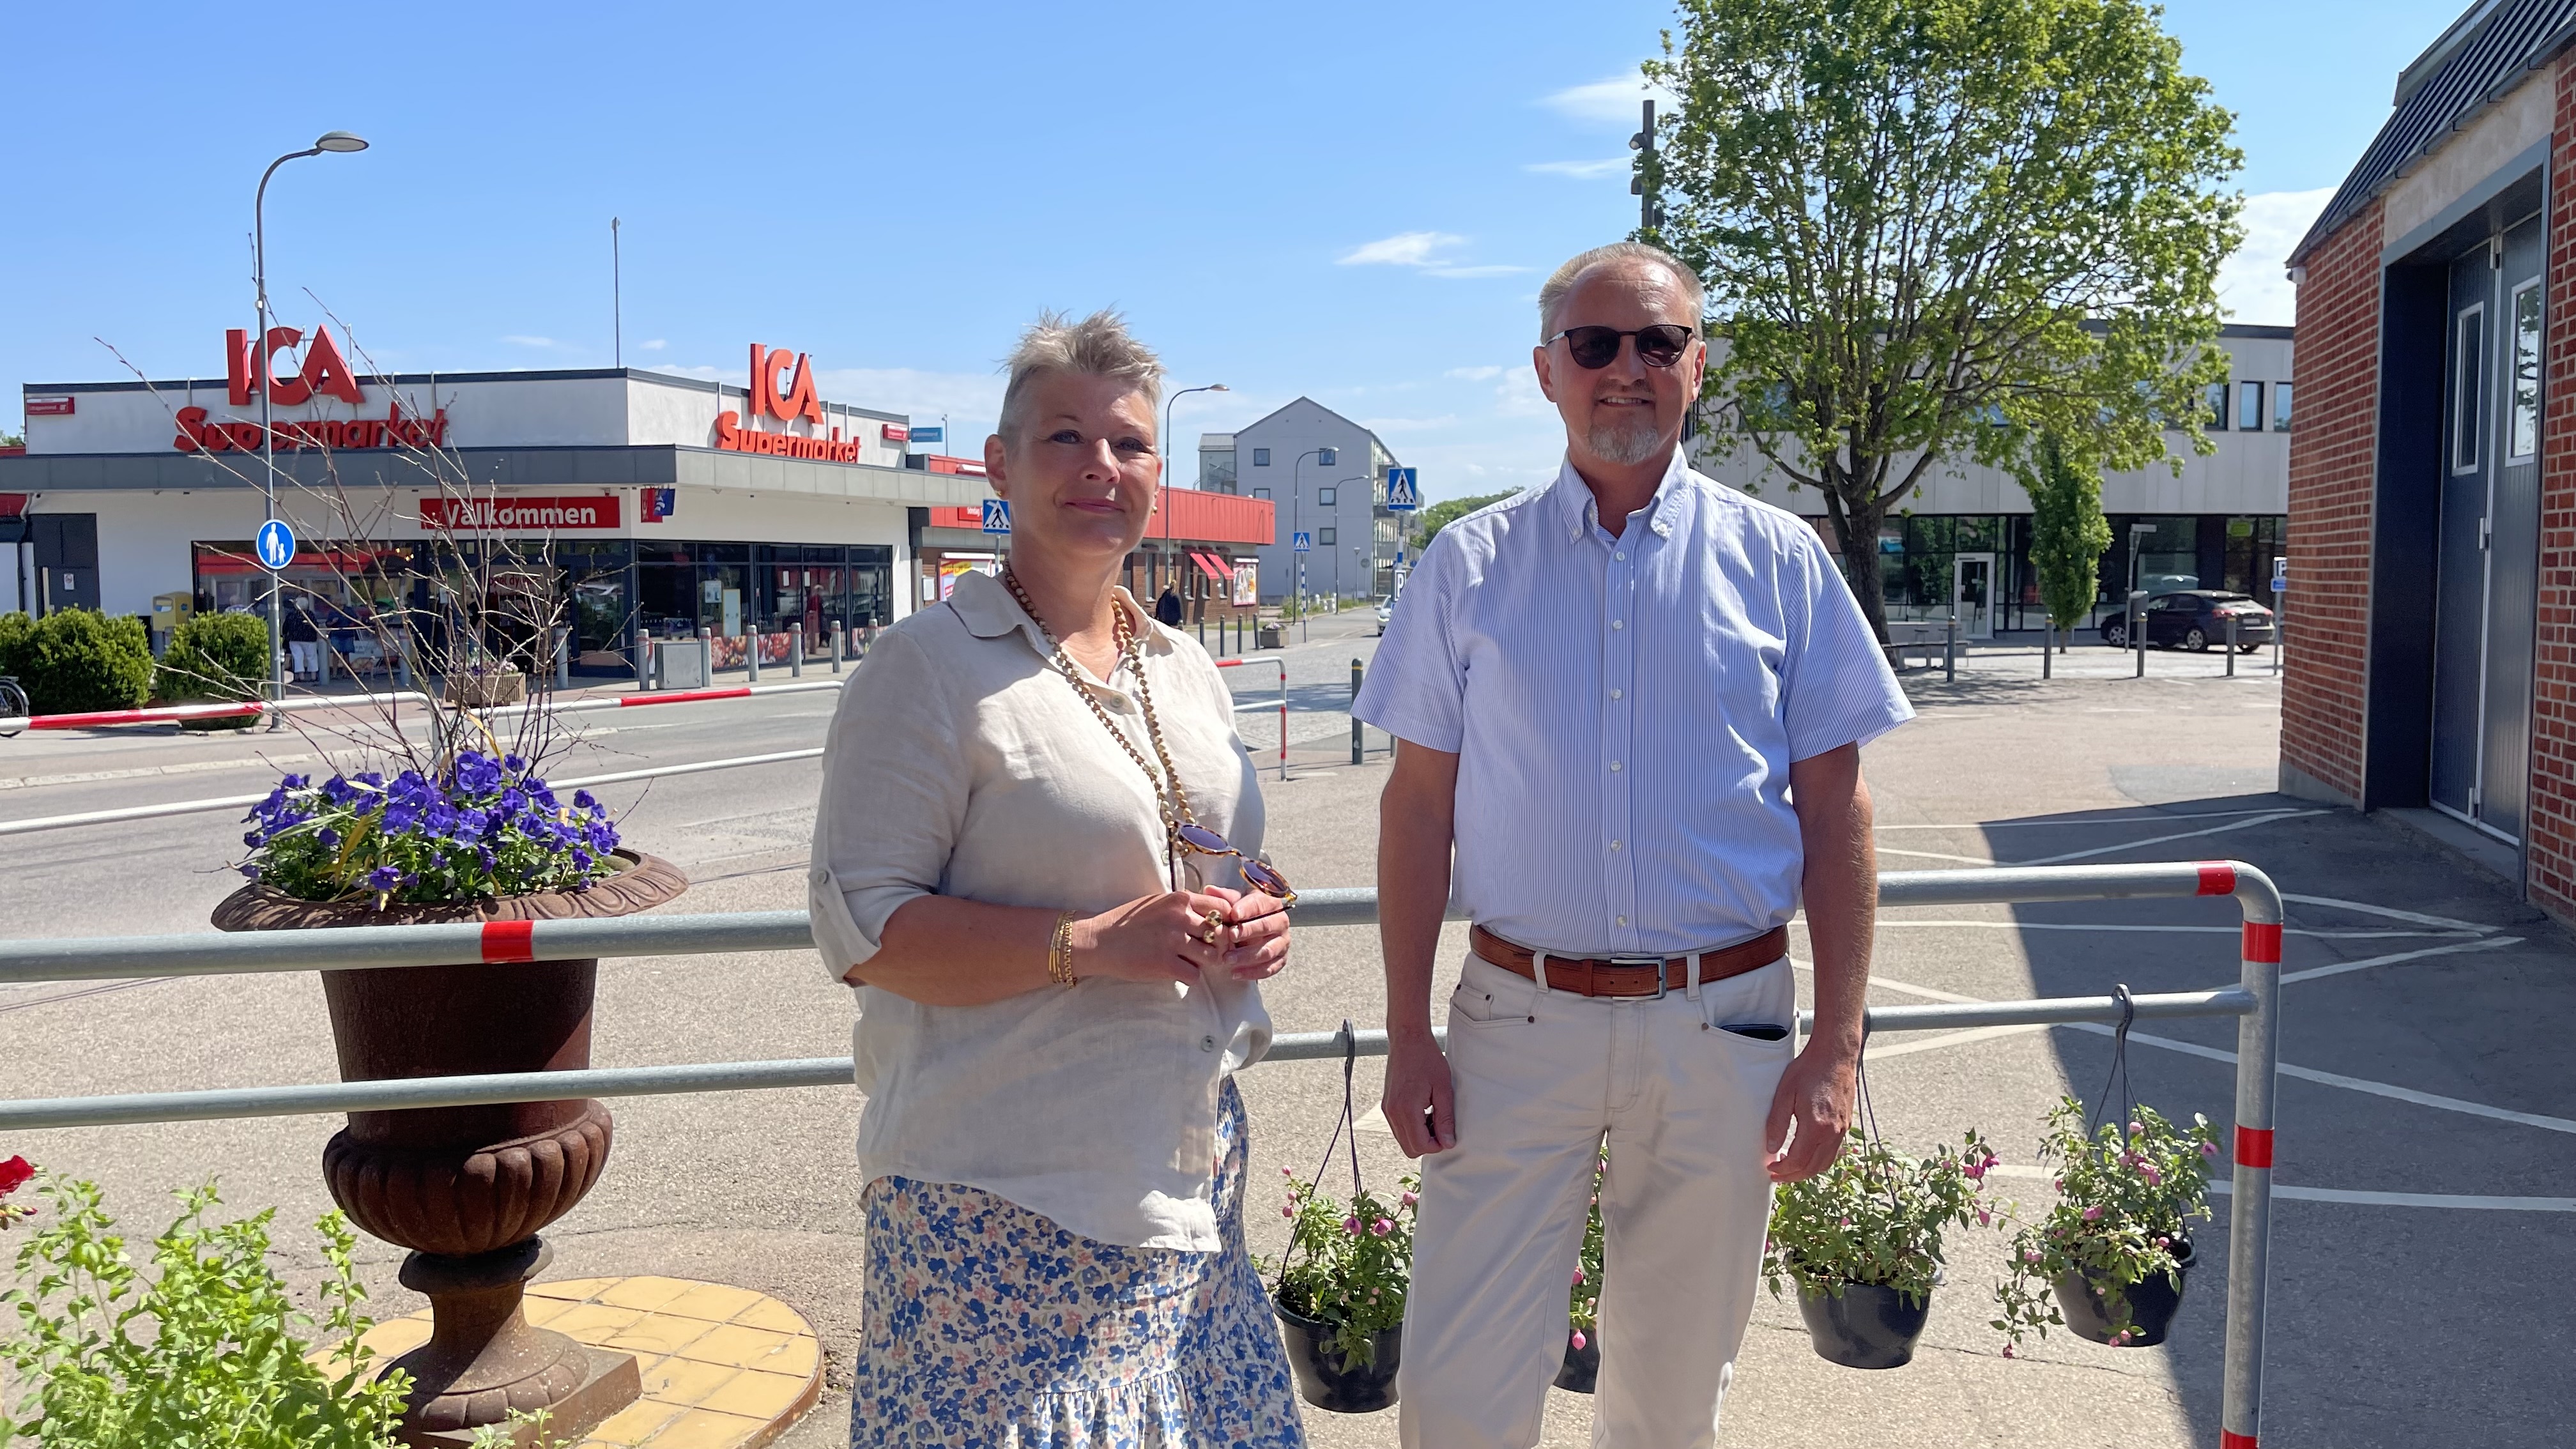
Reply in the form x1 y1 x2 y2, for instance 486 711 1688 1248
711 342 864 463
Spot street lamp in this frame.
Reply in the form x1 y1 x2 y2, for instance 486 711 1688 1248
1160 383 1227 605
254 130 369 700
1291 447 1337 640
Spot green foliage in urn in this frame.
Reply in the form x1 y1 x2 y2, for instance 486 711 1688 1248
1648 0 2241 639
0 1170 411 1447
1763 1129 1998 1308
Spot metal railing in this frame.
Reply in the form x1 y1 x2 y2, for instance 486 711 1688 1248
0 860 2282 1448
0 677 845 736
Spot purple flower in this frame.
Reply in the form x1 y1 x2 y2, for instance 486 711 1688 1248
503 753 528 774
365 866 402 890
318 828 341 848
454 753 503 793
242 830 262 848
238 864 261 879
573 790 598 811
2200 1140 2220 1159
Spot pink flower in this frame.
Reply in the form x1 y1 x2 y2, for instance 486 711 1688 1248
2002 1344 2016 1359
0 1157 31 1197
1400 1191 1418 1208
2140 1166 2161 1186
2128 1121 2145 1137
1371 1217 1394 1237
1281 1166 1294 1177
2154 1236 2170 1249
2023 1249 2041 1264
1282 1205 1296 1218
2053 1178 2064 1191
1343 1216 1361 1236
1570 1330 1588 1351
2200 1140 2221 1158
1572 1268 1586 1285
1963 1161 1986 1181
1975 1209 1991 1227
2082 1206 2104 1222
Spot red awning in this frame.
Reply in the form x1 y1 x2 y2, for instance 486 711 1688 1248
1190 552 1232 583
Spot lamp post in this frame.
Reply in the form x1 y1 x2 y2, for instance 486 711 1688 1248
1160 383 1227 604
1291 447 1337 640
253 130 369 701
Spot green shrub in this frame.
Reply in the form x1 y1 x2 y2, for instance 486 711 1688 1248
17 611 151 716
154 613 269 728
0 613 32 682
0 1171 411 1446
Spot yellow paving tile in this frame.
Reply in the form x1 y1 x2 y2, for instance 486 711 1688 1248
668 1322 799 1371
532 1276 616 1301
581 1396 686 1447
727 1298 810 1335
524 1296 576 1328
634 1407 771 1449
544 1303 650 1341
693 1368 813 1420
604 1313 717 1358
657 1282 767 1325
636 1354 740 1406
597 1276 701 1314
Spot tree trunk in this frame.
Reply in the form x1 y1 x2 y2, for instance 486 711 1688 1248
1818 487 1894 645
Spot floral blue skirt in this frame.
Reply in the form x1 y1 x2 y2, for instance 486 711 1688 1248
850 1079 1305 1448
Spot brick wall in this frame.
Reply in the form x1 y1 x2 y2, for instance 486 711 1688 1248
2282 198 2385 806
2530 57 2576 918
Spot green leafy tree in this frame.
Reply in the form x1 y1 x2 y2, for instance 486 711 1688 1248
18 610 152 715
2020 431 2113 644
1413 491 1517 551
1650 0 2241 639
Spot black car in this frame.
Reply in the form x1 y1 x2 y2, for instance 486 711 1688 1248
2101 590 2275 652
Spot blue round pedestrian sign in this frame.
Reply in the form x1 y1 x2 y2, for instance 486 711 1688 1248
255 519 297 571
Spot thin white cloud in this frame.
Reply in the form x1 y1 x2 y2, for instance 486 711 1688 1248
2220 187 2333 326
1494 368 1552 418
1340 231 1468 267
1445 365 1504 380
1540 70 1680 128
1360 415 1461 433
502 335 573 350
638 339 668 351
1524 157 1630 180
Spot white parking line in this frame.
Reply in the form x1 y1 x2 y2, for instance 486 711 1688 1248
1874 808 2301 832
2280 894 2502 933
1981 1164 2575 1212
2009 811 2320 867
2280 936 2521 985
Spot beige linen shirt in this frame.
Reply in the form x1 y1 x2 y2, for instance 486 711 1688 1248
808 568 1271 1252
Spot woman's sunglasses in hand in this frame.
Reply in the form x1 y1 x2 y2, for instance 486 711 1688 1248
1175 822 1295 905
1544 323 1697 370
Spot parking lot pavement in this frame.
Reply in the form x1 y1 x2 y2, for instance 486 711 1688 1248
4 650 2566 1448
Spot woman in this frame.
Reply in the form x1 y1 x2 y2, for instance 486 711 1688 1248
810 309 1304 1446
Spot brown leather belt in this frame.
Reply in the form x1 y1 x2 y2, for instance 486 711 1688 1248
1469 924 1789 999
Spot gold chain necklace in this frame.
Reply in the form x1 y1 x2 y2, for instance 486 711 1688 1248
1000 567 1196 851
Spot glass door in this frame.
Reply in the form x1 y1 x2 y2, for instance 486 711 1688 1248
1952 552 1994 639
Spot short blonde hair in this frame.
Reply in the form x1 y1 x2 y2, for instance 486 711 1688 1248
997 309 1165 445
1537 242 1706 340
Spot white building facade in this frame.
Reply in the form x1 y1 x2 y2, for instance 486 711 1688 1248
1 334 992 671
1207 398 1404 604
1686 323 2294 636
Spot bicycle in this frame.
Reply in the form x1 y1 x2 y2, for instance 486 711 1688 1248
0 676 28 737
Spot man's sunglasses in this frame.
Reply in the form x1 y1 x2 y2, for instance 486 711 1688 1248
1544 324 1698 371
1176 822 1296 905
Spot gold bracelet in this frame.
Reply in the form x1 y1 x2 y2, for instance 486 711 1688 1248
1046 910 1079 987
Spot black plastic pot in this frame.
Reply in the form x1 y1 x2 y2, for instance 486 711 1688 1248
2053 1237 2193 1346
1273 1296 1401 1413
1554 1335 1599 1393
1797 1280 1934 1369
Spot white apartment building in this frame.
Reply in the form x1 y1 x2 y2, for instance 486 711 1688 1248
1200 398 1404 604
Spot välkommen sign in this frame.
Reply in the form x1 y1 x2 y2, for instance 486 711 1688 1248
420 496 622 531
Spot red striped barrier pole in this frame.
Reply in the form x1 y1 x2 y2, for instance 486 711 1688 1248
1215 657 1288 781
2199 859 2283 1449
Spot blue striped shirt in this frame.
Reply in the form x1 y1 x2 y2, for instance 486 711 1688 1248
1354 452 1912 956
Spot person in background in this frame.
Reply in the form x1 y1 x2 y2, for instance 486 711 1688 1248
1358 241 1912 1448
1156 580 1186 627
283 600 321 682
809 309 1305 1446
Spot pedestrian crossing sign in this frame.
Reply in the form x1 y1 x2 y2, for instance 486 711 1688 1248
1292 531 1313 553
1385 467 1419 512
981 499 1012 534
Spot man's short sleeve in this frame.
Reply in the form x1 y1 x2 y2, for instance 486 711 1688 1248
1780 526 1914 762
1351 533 1468 752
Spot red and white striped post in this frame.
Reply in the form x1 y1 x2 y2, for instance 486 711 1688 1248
1213 657 1287 781
2198 859 2282 1449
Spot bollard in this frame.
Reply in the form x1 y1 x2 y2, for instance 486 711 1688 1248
555 627 571 691
791 630 805 679
2042 621 2053 680
2129 592 2147 678
1944 616 1956 682
744 630 760 684
1351 659 1365 764
636 630 653 691
2226 615 2237 677
831 622 845 674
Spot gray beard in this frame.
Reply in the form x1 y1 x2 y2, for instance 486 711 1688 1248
1586 412 1664 466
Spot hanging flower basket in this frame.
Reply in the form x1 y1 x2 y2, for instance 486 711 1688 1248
2053 1236 2195 1346
1795 1273 1940 1370
1264 1022 1414 1413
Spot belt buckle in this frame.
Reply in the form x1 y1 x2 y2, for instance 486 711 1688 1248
1607 956 1669 999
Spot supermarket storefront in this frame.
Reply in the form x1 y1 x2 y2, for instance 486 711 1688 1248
2 334 990 671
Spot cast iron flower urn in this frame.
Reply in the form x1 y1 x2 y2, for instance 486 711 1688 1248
214 850 688 1443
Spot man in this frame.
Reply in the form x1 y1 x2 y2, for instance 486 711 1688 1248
1353 241 1912 1447
1154 581 1185 627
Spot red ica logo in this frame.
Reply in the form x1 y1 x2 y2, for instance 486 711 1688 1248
751 343 823 424
226 325 364 407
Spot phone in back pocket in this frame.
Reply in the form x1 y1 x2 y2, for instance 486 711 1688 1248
1718 1022 1789 1041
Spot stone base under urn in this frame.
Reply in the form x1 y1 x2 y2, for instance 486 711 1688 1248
215 850 689 1441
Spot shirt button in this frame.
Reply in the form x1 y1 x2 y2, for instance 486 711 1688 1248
1610 688 1623 700
1610 839 1623 852
1614 550 1627 562
1200 1035 1216 1052
1609 760 1623 772
1616 915 1629 927
1612 620 1625 631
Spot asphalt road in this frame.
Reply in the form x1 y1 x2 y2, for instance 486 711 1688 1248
1 622 2568 1448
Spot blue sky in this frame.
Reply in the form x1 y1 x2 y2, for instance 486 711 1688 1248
3 1 2448 501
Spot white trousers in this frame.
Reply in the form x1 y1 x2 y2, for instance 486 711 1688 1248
1398 949 1795 1449
288 640 322 678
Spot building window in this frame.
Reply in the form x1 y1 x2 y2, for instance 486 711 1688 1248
2453 303 2485 473
1317 527 1337 546
1252 487 1271 500
2237 381 2262 431
1318 487 1337 506
2272 382 2294 433
2510 279 2542 460
1252 447 1271 467
2203 381 2228 432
